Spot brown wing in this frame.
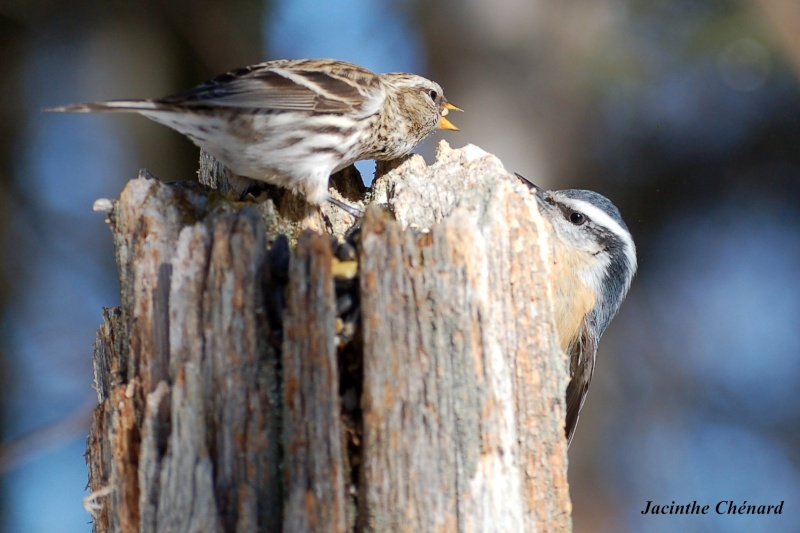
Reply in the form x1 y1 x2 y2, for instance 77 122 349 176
565 323 598 446
157 59 382 113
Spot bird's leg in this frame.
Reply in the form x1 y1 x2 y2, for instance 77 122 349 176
326 196 363 219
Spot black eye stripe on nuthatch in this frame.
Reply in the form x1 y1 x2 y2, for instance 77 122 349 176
514 173 637 446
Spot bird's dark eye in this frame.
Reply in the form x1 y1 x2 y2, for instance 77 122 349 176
569 211 587 225
428 90 438 101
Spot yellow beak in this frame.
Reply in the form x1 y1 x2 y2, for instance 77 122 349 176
438 116 459 131
439 102 462 130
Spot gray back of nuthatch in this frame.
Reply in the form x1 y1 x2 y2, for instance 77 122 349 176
516 174 637 445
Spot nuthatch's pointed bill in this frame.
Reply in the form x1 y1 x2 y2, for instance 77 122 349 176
514 172 547 203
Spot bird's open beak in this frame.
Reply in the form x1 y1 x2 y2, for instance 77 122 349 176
438 102 462 130
438 116 459 130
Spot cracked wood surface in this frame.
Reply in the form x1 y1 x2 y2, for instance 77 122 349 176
88 141 571 532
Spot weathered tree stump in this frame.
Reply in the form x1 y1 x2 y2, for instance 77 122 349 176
86 141 572 532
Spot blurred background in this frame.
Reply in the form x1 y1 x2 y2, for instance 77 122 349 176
1 0 799 531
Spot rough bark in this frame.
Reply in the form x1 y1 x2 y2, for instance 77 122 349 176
86 141 572 532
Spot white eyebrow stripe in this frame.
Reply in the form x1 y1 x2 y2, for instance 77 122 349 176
565 198 638 281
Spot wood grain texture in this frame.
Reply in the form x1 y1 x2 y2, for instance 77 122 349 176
91 176 283 532
359 142 570 532
88 142 571 532
282 231 348 533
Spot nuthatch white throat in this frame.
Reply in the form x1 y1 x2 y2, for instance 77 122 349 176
516 174 637 445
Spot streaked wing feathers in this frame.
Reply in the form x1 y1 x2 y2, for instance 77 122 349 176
158 60 380 114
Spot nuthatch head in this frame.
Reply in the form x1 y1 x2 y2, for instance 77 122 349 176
516 174 637 445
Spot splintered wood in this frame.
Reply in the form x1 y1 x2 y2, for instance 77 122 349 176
89 141 572 532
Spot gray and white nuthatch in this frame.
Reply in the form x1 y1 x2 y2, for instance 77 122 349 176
516 174 637 446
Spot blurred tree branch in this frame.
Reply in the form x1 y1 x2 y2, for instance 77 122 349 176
0 398 94 474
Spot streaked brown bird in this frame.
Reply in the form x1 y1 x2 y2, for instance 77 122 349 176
47 58 460 212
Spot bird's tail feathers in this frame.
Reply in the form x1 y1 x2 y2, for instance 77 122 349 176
44 100 160 113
